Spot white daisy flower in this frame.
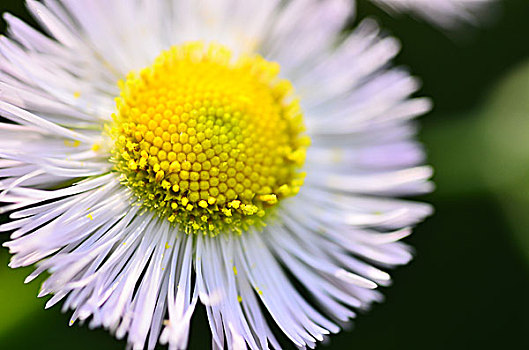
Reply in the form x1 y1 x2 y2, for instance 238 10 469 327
0 1 433 349
371 0 497 29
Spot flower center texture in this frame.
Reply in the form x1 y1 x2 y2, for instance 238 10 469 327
109 42 308 236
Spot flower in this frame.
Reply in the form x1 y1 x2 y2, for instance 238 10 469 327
371 0 497 29
0 1 432 349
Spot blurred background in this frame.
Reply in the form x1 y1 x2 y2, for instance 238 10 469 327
1 0 529 349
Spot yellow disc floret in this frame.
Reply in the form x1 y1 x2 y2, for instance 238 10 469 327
109 42 308 236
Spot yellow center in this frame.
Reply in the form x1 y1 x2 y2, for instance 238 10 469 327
109 42 308 235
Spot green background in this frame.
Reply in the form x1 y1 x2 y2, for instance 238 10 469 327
1 0 529 349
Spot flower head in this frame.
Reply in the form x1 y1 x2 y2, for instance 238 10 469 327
110 42 307 235
0 1 432 349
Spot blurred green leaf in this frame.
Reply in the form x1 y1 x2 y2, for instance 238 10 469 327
0 249 44 337
421 58 529 266
476 60 529 263
478 60 529 195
